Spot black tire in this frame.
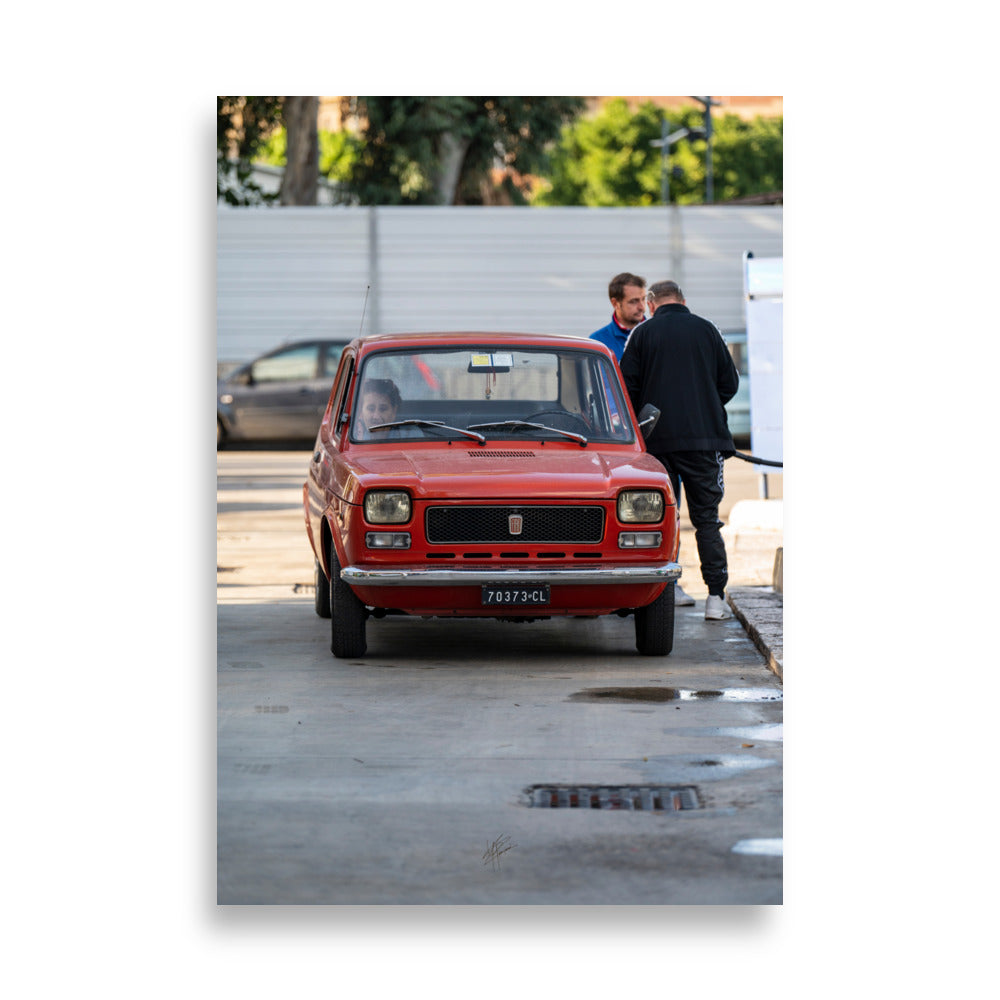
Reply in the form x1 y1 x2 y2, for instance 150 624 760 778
217 419 226 450
314 559 331 618
634 582 675 656
330 551 367 658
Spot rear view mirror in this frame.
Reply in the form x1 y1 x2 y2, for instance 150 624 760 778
637 404 660 438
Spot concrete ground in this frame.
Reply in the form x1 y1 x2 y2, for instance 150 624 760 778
217 448 783 904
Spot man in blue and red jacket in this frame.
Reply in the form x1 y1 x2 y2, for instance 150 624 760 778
589 272 647 360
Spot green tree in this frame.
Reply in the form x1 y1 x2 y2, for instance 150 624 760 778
258 127 358 184
710 114 783 202
217 96 283 205
533 100 783 206
342 96 585 205
533 99 664 206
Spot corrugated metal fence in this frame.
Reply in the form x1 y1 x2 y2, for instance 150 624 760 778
216 205 782 366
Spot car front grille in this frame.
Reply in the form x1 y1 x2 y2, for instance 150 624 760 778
425 505 605 544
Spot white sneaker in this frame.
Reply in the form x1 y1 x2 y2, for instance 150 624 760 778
705 594 733 620
674 584 695 606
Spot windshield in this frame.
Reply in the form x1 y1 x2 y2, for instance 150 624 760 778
350 346 634 444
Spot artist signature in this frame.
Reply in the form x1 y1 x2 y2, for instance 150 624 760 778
482 833 517 871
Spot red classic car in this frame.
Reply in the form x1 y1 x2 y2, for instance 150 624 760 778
303 332 681 658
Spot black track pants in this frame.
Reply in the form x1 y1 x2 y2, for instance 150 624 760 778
654 450 729 596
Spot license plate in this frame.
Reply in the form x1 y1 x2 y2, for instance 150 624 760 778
481 584 550 606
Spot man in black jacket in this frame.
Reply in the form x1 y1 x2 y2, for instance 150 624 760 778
620 281 740 620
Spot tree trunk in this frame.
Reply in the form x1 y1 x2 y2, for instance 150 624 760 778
280 96 319 205
430 130 471 205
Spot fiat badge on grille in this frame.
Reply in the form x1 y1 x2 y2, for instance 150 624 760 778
508 514 523 535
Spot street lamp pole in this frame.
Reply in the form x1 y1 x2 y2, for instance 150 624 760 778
690 96 720 203
650 116 670 204
660 117 669 204
650 118 701 205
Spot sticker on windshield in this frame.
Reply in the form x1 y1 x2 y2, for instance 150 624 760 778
468 353 513 373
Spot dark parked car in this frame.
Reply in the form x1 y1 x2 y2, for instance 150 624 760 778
217 339 350 447
304 331 682 658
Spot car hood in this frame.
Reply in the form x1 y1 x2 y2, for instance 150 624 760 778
338 446 672 503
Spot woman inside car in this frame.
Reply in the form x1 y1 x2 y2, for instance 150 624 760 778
358 378 403 438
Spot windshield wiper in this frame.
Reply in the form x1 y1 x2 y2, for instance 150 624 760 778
368 419 487 445
466 419 588 447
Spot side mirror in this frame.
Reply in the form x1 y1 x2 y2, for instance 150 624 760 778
637 403 660 439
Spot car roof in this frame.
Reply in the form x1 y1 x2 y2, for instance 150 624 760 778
353 331 606 353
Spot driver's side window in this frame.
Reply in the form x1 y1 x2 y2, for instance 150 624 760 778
332 359 355 435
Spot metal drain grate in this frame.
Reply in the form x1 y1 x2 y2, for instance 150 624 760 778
526 784 701 811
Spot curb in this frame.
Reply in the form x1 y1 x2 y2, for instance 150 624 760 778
728 587 783 681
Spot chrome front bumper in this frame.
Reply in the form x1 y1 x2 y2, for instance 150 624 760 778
340 563 681 586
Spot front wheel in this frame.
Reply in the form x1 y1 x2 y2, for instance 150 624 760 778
330 551 367 658
634 582 675 655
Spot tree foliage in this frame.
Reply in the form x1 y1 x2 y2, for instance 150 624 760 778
532 99 783 206
710 114 783 202
218 97 781 208
532 99 664 206
258 128 358 183
342 97 586 205
217 96 283 205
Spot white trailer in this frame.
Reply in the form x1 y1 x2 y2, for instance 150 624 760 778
742 251 783 497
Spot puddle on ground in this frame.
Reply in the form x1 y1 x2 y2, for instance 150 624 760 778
691 755 776 772
627 753 778 781
569 687 782 704
732 838 783 857
717 724 783 742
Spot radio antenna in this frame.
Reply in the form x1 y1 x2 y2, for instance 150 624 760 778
359 284 371 336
